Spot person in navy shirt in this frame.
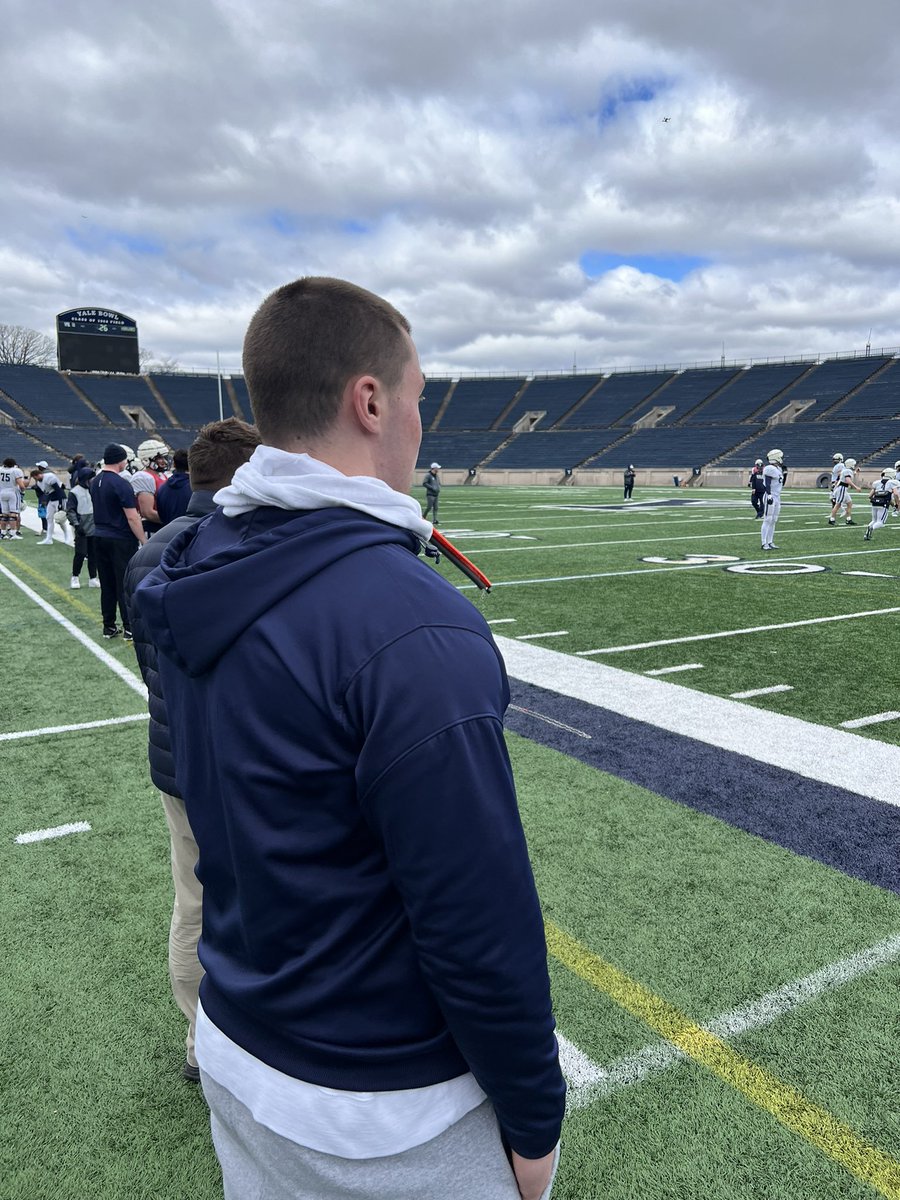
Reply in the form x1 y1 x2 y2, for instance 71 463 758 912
155 448 192 525
90 443 146 638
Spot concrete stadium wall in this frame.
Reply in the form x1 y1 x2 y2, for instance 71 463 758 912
438 467 835 488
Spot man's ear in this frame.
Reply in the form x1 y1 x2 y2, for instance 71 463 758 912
347 374 383 434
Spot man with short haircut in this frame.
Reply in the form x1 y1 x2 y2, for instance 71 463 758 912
155 448 192 525
136 278 565 1200
123 419 261 1083
91 444 146 638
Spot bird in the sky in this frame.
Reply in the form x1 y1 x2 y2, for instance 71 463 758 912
661 116 671 123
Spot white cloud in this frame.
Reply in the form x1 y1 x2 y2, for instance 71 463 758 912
1 0 900 372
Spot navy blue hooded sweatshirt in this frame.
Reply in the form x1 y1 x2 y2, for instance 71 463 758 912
134 504 565 1159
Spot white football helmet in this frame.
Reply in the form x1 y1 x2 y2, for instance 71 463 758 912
845 458 857 470
882 468 897 480
137 437 171 469
767 449 784 464
754 458 764 467
894 460 900 472
118 444 137 472
832 453 843 462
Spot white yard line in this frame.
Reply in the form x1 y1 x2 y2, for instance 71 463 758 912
729 685 794 699
0 562 147 700
465 523 818 556
644 663 704 676
458 545 900 589
515 630 569 640
486 618 517 625
577 607 900 656
559 931 900 1109
496 637 900 804
843 571 894 578
15 822 92 845
841 712 900 730
0 714 150 743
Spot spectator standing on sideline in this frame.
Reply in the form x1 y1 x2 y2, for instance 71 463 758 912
423 460 441 524
136 278 565 1200
623 464 636 500
66 467 99 588
33 461 66 545
0 457 25 539
124 419 261 1083
91 444 146 639
155 448 192 525
749 459 766 518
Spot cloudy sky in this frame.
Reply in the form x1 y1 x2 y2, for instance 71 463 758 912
3 0 900 375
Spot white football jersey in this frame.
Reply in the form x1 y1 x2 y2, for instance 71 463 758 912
0 466 23 489
763 463 783 498
839 465 855 487
830 462 843 485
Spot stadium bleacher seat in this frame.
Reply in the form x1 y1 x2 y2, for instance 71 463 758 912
489 431 622 469
69 374 172 427
0 364 102 425
558 372 674 428
626 367 741 425
685 362 812 424
586 425 757 468
438 379 526 429
150 375 226 427
750 357 892 423
715 419 900 467
502 375 603 430
417 433 505 469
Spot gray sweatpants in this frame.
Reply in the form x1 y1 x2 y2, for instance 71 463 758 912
202 1072 559 1200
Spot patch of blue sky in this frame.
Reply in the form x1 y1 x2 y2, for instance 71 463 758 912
340 219 372 236
579 251 709 282
595 77 670 127
64 226 163 256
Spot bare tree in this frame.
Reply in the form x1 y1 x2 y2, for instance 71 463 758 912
0 324 56 366
139 347 181 374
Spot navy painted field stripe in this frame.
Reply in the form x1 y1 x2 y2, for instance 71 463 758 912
507 679 900 897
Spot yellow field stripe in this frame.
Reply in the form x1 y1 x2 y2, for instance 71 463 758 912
0 547 99 620
546 921 900 1198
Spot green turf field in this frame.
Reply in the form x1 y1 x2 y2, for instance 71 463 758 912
2 484 899 1200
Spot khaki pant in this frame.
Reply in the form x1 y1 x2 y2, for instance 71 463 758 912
160 790 204 1068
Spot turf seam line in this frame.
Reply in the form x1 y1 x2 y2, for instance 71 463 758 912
507 705 591 739
0 563 147 699
0 714 150 742
547 922 900 1199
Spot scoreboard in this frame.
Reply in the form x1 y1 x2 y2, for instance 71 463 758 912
57 308 140 374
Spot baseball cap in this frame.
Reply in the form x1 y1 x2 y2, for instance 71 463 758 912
430 462 441 469
35 460 49 469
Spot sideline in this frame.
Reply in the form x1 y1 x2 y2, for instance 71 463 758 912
0 562 146 699
0 714 150 743
497 637 900 804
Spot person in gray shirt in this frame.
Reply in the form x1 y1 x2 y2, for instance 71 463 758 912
423 461 441 524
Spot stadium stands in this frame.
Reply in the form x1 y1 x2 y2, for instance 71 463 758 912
420 380 451 432
1 356 899 475
438 378 526 429
684 362 813 424
586 425 755 469
417 433 504 469
0 364 102 424
501 375 603 430
715 419 900 467
150 375 225 427
824 358 900 420
70 373 172 427
558 371 674 428
626 367 741 425
489 430 623 469
750 356 892 423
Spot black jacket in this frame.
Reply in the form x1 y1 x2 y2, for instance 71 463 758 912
122 490 217 795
